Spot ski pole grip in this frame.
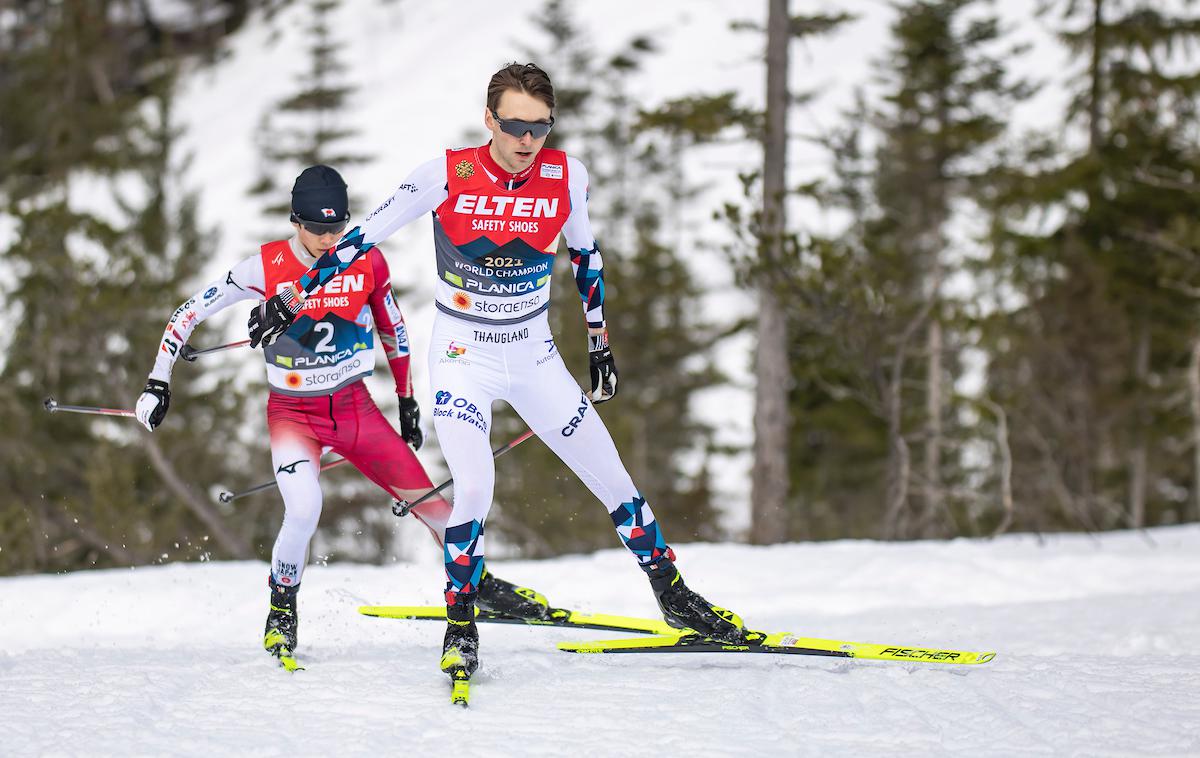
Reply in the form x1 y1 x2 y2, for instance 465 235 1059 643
180 345 198 362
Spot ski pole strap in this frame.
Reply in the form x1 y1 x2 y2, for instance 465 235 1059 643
218 456 349 503
42 397 136 418
392 430 535 517
180 339 252 362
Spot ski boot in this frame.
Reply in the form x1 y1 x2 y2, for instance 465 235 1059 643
264 577 302 671
476 564 549 620
441 592 479 707
646 559 746 643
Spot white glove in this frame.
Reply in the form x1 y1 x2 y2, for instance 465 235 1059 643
136 379 171 431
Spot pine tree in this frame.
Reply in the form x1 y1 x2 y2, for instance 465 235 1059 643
750 0 1028 540
867 0 1030 538
983 0 1200 531
0 4 269 574
642 6 850 541
249 0 369 219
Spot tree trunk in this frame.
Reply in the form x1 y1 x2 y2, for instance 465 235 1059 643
923 309 943 535
749 0 791 544
1128 319 1149 528
142 436 255 559
1190 337 1200 523
881 296 937 538
882 374 911 540
982 399 1014 537
55 510 138 565
1089 0 1105 153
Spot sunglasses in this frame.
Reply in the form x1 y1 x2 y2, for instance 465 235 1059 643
491 109 555 140
291 213 348 236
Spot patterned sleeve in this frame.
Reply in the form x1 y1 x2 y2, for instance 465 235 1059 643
562 156 605 330
147 255 265 382
366 247 413 397
296 157 448 297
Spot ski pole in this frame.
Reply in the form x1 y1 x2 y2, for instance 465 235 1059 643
43 340 246 419
180 339 251 362
217 456 350 503
392 429 535 517
42 396 136 418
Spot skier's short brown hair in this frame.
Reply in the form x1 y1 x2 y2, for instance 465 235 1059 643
487 63 556 112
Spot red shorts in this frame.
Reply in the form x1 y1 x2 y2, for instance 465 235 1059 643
267 381 451 543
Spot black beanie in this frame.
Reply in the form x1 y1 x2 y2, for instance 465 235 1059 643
291 165 350 226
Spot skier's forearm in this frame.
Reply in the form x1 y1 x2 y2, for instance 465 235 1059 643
296 227 372 295
297 158 448 297
383 349 413 397
367 248 414 396
371 294 413 397
563 157 605 329
148 259 262 382
570 244 606 330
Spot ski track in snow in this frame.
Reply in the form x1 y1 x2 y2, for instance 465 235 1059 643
3 528 1200 756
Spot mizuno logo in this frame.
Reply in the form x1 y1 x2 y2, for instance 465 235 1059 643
276 459 307 475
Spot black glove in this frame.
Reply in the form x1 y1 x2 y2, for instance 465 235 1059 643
398 396 423 450
135 379 171 431
588 331 618 403
248 289 303 348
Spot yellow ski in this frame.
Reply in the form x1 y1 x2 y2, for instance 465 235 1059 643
359 604 679 636
441 646 474 707
558 630 995 665
263 628 305 671
449 669 471 707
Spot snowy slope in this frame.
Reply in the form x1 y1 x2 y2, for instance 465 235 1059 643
3 527 1199 756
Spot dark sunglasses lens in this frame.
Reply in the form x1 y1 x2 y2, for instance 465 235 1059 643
302 220 347 235
499 118 553 139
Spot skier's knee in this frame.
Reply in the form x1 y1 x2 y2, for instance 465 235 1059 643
451 478 494 513
281 507 321 541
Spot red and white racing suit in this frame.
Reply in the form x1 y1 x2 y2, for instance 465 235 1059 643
147 237 450 586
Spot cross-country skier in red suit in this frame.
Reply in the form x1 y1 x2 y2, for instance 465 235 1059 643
134 166 551 668
245 64 748 683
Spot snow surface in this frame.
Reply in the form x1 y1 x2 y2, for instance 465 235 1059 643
3 526 1199 756
8 7 1200 753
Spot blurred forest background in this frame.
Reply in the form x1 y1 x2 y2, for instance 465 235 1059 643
4 0 1200 576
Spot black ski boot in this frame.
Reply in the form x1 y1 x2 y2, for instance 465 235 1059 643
476 564 549 620
264 577 300 664
646 560 746 643
441 593 480 681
